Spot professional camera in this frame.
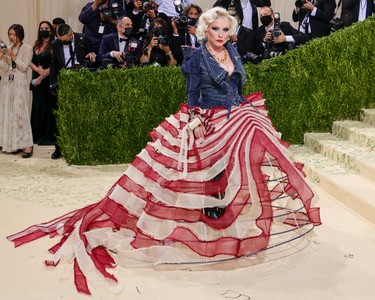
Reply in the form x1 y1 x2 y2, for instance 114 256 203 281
0 42 7 49
101 0 120 19
271 12 282 39
173 14 197 30
153 27 169 46
262 48 283 59
101 51 136 69
330 17 345 33
242 52 262 64
173 0 184 14
295 0 307 8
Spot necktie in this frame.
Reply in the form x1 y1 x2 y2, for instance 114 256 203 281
69 43 75 66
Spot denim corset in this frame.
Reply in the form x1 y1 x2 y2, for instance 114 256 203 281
182 42 247 114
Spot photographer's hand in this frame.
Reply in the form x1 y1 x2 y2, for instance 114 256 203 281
273 32 286 43
263 31 272 43
112 51 124 62
86 52 96 62
171 18 179 35
303 0 314 11
149 37 158 49
134 0 142 12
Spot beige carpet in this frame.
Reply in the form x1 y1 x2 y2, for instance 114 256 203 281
1 145 374 300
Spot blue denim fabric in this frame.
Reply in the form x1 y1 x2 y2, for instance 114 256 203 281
182 41 247 114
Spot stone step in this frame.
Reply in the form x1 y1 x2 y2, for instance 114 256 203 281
332 120 375 152
304 132 375 183
289 145 375 224
361 109 375 126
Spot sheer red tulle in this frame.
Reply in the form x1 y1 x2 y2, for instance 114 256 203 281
7 92 321 295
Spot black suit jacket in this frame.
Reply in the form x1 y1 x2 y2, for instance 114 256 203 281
236 26 256 57
213 0 271 29
254 22 309 54
341 0 375 27
50 32 94 85
292 0 336 39
98 32 142 65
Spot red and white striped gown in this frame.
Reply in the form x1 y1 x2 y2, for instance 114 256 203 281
7 92 321 295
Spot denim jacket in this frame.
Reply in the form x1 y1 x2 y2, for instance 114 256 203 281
181 41 247 114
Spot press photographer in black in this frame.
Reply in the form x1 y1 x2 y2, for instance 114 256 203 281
292 0 335 39
79 0 128 54
139 18 177 67
98 16 142 68
170 4 202 65
254 7 308 59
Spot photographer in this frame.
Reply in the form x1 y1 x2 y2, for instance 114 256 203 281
98 16 142 68
79 0 127 54
254 7 308 59
131 1 171 41
230 11 260 64
292 0 335 39
170 4 202 65
139 18 177 66
213 0 271 30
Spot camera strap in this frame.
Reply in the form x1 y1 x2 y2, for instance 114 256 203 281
333 0 343 18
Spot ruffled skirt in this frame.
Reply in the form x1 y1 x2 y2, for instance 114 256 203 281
7 92 321 295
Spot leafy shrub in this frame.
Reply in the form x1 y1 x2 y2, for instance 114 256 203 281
57 17 375 165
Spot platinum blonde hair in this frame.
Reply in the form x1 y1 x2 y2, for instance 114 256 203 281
196 7 237 42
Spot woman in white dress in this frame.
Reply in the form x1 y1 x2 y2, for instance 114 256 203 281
0 24 34 158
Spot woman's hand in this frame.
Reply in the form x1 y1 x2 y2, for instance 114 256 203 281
194 124 206 140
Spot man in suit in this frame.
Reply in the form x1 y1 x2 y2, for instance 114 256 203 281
170 4 202 65
341 0 375 27
98 16 142 68
49 24 96 159
254 6 309 58
213 0 272 30
292 0 336 39
79 0 129 54
230 11 259 64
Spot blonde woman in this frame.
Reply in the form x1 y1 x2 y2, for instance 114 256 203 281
8 7 321 295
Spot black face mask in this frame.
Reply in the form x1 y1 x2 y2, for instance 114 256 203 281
260 15 273 27
124 28 133 37
39 30 50 39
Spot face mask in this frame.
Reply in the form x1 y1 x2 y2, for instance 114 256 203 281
124 28 133 37
260 15 273 27
39 30 50 39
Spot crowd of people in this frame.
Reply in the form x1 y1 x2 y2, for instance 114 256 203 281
0 0 374 160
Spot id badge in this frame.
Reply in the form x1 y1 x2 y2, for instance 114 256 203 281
8 74 14 82
98 25 105 34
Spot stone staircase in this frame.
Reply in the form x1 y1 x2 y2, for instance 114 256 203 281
290 109 375 223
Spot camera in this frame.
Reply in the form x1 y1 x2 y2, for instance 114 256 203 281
142 1 153 11
173 14 197 30
101 0 120 19
153 27 169 46
173 0 183 14
0 42 7 49
262 48 283 59
330 18 345 33
242 52 262 64
271 12 282 39
295 0 307 8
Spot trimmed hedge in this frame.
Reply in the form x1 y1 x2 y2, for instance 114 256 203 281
58 16 375 165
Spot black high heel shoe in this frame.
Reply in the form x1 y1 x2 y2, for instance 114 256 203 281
22 147 33 159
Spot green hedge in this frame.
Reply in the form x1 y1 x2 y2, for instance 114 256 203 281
58 16 375 165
